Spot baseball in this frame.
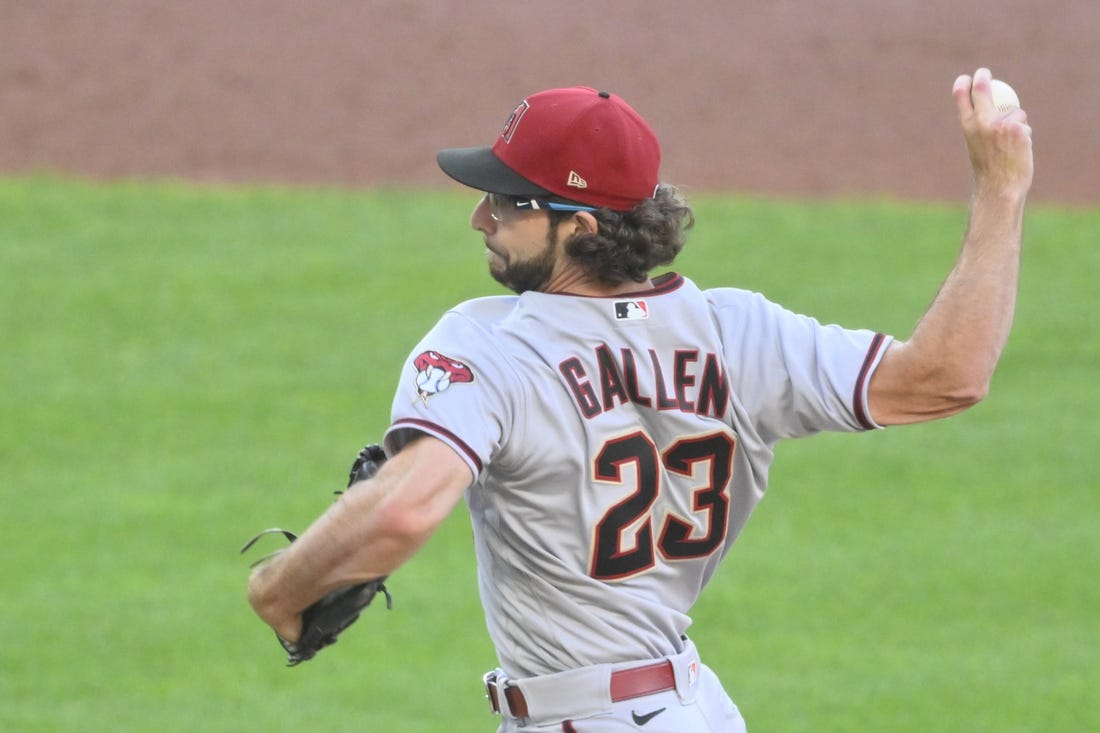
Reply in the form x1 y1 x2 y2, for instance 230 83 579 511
990 79 1020 112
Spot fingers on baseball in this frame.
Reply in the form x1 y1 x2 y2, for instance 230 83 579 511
955 68 993 114
953 73 982 120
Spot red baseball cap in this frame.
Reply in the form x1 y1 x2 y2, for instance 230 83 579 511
437 87 661 212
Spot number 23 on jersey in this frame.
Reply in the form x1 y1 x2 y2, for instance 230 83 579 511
590 430 736 581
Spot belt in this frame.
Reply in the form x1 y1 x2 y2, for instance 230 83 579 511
484 660 677 719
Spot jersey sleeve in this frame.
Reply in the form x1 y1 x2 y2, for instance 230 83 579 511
383 302 515 479
708 288 892 441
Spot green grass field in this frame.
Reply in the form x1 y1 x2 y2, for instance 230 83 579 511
2 176 1096 732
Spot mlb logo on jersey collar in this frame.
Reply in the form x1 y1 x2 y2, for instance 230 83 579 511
614 300 649 320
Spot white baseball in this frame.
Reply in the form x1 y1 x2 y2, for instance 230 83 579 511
990 79 1020 112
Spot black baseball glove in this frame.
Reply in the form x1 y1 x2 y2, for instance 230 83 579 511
242 443 393 666
281 571 392 666
343 442 388 491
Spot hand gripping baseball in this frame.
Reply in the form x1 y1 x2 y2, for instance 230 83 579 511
242 443 393 666
954 68 1033 197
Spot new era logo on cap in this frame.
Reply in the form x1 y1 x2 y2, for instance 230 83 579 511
567 171 588 189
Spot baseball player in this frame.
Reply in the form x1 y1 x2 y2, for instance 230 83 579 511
247 68 1032 731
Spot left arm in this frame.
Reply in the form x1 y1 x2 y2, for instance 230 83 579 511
247 434 473 642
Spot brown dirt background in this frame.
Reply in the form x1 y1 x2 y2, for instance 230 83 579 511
2 1 1096 204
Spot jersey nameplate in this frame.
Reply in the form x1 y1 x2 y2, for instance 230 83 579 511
559 345 728 420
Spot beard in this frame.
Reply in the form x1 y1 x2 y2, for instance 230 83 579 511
489 227 561 294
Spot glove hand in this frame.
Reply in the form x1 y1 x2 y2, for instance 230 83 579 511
280 577 393 666
243 441 394 666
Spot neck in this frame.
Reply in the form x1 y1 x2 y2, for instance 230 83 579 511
540 265 653 297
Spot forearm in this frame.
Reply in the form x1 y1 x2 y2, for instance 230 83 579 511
247 436 472 641
912 188 1024 390
246 483 402 639
870 190 1025 424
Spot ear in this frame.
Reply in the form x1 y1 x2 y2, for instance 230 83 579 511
569 211 599 235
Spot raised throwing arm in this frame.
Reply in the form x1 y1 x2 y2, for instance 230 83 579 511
869 68 1034 426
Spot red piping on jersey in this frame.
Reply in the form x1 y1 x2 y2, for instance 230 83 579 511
853 332 887 430
563 272 685 298
390 418 484 473
640 272 684 295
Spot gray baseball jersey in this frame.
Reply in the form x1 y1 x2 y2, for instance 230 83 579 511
384 273 890 678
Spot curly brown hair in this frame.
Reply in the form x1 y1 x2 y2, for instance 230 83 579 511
551 185 695 286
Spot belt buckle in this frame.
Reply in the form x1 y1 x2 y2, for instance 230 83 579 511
483 670 502 715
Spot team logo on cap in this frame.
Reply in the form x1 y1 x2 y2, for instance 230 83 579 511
500 100 531 144
614 300 649 320
412 350 474 403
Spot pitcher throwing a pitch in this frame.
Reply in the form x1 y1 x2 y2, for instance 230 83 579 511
247 68 1032 731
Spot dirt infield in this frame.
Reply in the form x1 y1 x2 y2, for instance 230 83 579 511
2 2 1094 203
